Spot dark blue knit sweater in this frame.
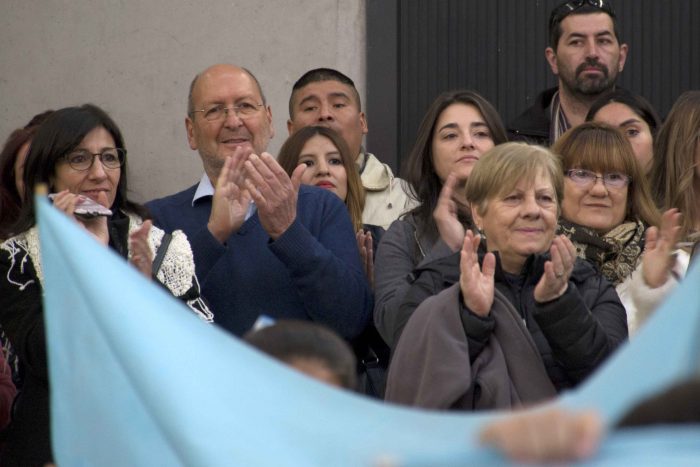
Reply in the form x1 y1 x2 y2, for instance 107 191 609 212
146 183 372 338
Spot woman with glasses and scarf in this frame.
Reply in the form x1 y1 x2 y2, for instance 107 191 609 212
553 122 688 336
0 104 212 466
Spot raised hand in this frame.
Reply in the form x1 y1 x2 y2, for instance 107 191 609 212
244 152 306 240
642 208 682 288
129 220 153 278
50 189 79 217
356 229 374 288
534 235 576 303
434 173 466 251
207 146 251 244
460 230 495 317
51 189 109 245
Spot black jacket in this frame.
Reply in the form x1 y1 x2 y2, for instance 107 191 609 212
0 215 134 466
396 250 628 391
507 87 558 146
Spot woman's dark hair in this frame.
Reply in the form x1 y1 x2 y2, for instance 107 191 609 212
278 125 365 232
0 110 54 239
586 88 662 136
402 90 507 236
12 104 147 235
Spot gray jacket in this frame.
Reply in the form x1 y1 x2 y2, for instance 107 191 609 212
384 283 557 410
373 213 454 347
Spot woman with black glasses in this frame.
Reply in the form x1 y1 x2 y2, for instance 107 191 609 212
553 122 688 336
0 104 212 465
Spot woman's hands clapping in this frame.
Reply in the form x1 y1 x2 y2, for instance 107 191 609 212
642 208 682 288
356 229 374 288
129 220 154 278
434 174 469 252
534 235 576 303
460 230 495 317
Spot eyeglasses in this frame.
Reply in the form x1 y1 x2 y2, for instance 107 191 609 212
62 148 126 171
192 102 264 122
566 169 630 189
550 0 615 30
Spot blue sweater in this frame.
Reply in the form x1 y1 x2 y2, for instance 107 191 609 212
146 184 372 338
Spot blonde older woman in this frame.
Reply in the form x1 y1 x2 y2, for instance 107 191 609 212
385 143 627 410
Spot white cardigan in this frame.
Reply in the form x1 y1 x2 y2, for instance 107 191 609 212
618 249 690 336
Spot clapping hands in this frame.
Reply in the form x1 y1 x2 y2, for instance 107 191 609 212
129 220 153 278
642 209 682 288
243 153 306 240
460 230 495 316
356 229 374 288
533 234 576 303
208 148 307 243
434 173 468 252
208 146 252 243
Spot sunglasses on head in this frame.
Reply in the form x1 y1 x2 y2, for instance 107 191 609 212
549 0 615 30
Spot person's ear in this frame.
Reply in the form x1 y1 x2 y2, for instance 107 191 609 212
617 43 629 72
545 47 559 75
266 105 275 140
471 204 483 232
185 116 197 150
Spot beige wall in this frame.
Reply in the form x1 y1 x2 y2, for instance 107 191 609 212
0 0 366 202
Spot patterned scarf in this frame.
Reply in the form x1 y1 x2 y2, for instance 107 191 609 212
549 90 571 144
557 218 646 286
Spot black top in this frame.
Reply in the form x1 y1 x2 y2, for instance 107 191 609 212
395 250 628 391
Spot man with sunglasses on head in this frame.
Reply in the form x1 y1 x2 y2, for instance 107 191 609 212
508 0 628 146
146 64 372 343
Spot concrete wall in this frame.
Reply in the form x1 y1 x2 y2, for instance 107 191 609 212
0 0 366 202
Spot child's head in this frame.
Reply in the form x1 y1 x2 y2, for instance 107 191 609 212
244 320 357 390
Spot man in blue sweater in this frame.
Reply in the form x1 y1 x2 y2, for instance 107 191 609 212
146 64 372 339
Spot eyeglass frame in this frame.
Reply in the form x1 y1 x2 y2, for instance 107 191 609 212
61 148 126 171
565 168 631 189
191 102 265 122
549 0 616 35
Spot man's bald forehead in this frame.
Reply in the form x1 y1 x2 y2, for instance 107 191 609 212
187 64 267 116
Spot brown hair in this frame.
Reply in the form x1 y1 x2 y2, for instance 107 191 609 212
552 122 660 227
278 126 365 232
466 142 563 218
0 110 54 239
650 91 700 241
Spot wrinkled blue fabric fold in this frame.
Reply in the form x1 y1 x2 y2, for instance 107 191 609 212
37 196 700 466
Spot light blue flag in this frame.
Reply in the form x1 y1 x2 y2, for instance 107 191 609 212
38 196 700 466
